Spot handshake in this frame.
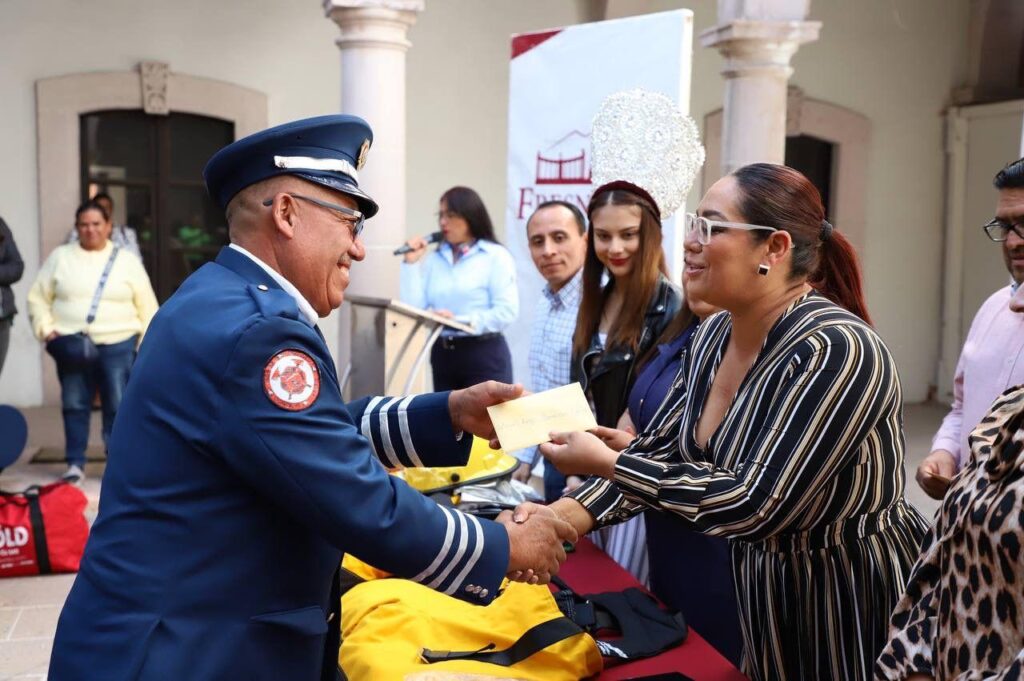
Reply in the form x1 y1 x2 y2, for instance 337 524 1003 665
497 502 579 584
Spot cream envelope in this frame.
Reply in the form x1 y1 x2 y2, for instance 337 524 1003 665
487 383 597 452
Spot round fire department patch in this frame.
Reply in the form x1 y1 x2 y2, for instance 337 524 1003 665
263 350 320 411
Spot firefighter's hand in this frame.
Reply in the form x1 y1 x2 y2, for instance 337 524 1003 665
449 381 525 447
498 505 577 584
512 499 595 541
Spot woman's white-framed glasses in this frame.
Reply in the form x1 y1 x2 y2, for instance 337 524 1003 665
262 193 365 239
683 212 777 245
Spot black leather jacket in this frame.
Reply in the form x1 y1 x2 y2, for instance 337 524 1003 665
0 217 24 320
571 276 682 427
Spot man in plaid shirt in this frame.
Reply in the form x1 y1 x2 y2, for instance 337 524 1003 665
513 200 588 501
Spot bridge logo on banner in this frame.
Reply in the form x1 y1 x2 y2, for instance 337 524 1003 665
516 129 593 220
504 10 695 384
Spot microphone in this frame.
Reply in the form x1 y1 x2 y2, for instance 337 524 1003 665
393 231 443 256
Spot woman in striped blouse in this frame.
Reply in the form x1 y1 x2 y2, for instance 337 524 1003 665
534 164 929 681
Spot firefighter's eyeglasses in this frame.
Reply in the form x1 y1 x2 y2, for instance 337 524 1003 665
262 194 365 239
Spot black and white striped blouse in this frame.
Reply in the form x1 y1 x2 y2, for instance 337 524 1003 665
570 291 913 547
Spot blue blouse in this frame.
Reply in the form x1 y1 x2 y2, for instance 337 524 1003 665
399 240 518 336
626 320 697 431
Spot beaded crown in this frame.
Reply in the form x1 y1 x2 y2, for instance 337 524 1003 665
591 88 705 219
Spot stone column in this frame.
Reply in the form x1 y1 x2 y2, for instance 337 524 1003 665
700 0 820 175
324 0 422 298
324 0 423 394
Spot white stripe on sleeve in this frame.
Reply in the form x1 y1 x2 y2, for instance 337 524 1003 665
377 396 403 469
397 394 424 467
426 509 469 590
411 506 456 583
443 513 486 595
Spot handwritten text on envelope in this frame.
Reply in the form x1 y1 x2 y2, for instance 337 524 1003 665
487 383 597 452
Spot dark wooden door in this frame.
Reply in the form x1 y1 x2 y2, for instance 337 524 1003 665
81 110 234 302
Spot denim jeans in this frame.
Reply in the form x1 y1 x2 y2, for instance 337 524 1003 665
58 335 137 467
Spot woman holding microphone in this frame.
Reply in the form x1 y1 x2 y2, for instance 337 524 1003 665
400 186 518 390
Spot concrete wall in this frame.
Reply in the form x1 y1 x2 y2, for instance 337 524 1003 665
0 0 342 406
785 0 971 403
404 0 598 242
0 0 972 405
722 0 968 402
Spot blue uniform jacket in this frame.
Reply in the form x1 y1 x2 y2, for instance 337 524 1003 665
49 247 509 681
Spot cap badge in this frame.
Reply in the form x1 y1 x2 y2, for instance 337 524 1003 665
264 350 320 411
356 139 371 170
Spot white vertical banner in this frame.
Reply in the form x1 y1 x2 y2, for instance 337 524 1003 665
505 10 694 384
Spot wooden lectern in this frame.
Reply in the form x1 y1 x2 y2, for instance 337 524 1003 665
343 295 474 398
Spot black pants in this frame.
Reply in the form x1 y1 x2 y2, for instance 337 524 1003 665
430 333 513 391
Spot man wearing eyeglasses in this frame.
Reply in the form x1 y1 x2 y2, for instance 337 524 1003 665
918 157 1024 500
48 115 577 681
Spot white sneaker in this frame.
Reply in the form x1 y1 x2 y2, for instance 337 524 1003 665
61 464 85 485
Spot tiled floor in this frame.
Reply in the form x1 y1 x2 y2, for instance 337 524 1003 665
0 408 102 681
0 402 948 679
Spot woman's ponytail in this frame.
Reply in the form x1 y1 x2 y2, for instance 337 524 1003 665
810 226 872 325
733 163 873 325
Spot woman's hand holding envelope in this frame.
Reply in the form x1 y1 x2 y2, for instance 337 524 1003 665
589 424 635 452
539 431 620 480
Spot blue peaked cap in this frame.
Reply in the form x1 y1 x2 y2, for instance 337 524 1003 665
203 114 379 218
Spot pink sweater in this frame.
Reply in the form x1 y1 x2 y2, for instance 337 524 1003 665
933 285 1024 467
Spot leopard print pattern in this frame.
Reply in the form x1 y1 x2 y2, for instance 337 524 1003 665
875 385 1024 680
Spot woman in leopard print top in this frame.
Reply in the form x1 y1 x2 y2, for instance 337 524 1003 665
875 384 1024 680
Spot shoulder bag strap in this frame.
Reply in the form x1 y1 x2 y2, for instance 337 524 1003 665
421 575 594 667
420 616 586 666
86 246 121 327
25 487 52 575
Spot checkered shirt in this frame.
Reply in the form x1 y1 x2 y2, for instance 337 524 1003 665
513 269 583 465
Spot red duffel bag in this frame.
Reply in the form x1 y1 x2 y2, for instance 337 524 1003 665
0 482 89 577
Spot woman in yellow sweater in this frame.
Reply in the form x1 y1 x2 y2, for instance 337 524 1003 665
28 200 158 484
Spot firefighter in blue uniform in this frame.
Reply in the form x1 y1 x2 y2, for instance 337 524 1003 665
49 115 576 681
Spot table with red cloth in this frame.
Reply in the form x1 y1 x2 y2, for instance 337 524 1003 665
556 538 748 681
